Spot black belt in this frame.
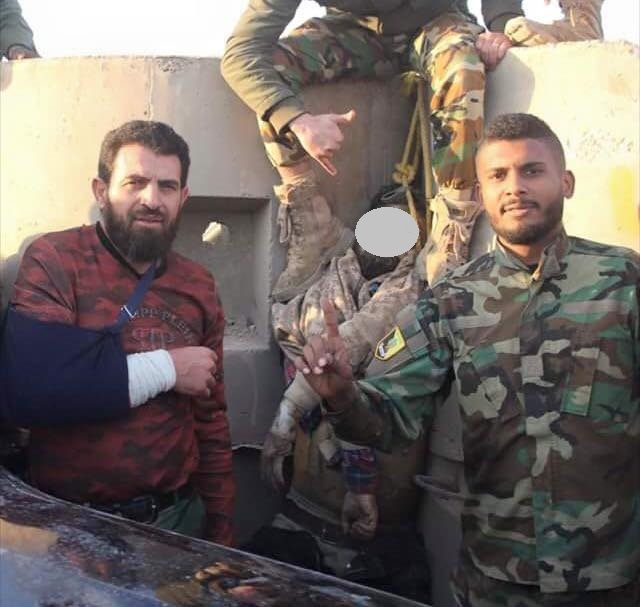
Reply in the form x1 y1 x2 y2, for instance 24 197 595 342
282 498 419 546
282 498 346 544
88 482 194 524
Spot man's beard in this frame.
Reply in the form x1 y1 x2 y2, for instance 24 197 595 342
102 199 180 263
493 196 563 246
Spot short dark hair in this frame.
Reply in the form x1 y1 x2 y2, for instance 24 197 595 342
479 113 566 168
98 120 190 187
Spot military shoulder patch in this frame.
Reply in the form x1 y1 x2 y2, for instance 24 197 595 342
374 326 407 361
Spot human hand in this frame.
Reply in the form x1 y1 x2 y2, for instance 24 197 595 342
289 110 356 176
341 491 378 540
169 346 218 398
260 431 293 491
293 299 355 406
475 32 513 70
7 45 39 60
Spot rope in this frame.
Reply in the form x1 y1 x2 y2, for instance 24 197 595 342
417 77 435 242
392 71 435 255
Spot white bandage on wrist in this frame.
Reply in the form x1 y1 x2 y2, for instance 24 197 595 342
126 350 177 407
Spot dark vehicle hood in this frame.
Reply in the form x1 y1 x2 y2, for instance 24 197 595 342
0 469 426 606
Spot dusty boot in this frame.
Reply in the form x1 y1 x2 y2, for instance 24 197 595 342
272 172 354 303
424 190 483 284
505 0 603 46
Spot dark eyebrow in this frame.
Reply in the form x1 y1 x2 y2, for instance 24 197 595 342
121 173 148 183
158 179 180 188
485 161 546 174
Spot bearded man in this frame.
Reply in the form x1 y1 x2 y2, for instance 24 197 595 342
6 120 234 545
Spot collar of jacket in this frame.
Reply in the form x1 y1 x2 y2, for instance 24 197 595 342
494 228 569 281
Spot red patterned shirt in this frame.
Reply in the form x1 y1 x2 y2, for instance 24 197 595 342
11 223 234 545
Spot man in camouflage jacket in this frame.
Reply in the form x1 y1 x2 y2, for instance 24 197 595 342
294 113 640 606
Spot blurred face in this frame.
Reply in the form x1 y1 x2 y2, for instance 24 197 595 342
93 143 189 265
475 138 574 257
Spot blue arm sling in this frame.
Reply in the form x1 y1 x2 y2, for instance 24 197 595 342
0 263 156 427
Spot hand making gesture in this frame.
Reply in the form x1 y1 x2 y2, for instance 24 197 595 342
293 299 355 407
289 110 356 176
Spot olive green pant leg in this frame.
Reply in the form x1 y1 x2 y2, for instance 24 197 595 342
410 12 485 195
259 16 399 168
154 495 206 539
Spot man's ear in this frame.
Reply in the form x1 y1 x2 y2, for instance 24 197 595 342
474 181 484 206
179 186 190 210
562 170 575 199
92 178 108 209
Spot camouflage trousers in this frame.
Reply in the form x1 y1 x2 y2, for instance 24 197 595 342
260 11 485 194
452 554 640 607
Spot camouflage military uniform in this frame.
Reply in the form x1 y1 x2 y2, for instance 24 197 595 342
273 246 423 372
222 0 498 195
332 230 640 603
271 245 424 511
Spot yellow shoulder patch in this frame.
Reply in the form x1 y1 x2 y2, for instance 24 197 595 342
374 326 407 361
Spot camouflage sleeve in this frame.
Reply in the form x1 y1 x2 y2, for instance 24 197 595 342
190 281 235 546
480 0 524 32
10 237 76 324
0 0 36 57
220 0 307 134
332 294 453 451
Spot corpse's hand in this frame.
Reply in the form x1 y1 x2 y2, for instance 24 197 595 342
293 299 355 407
475 32 513 70
341 491 378 541
260 431 293 491
289 110 356 176
169 347 218 399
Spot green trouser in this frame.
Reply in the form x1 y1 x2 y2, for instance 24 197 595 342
260 10 484 197
451 555 640 607
154 494 206 539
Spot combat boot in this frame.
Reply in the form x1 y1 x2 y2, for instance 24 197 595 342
272 173 354 302
505 0 603 46
423 190 483 284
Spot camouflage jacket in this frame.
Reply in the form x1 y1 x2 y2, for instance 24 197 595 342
0 0 36 57
221 0 523 134
10 224 234 545
343 230 640 592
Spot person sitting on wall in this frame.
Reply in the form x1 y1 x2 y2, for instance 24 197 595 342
0 0 39 60
294 113 640 607
221 0 605 305
2 120 234 546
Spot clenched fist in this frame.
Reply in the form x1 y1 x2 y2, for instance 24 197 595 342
169 346 218 399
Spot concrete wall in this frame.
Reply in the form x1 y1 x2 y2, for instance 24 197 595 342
1 42 638 606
